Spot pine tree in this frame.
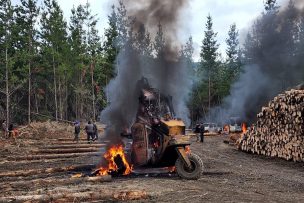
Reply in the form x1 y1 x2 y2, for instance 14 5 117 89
134 23 152 57
298 13 304 56
16 0 39 123
154 21 165 58
0 0 14 125
84 1 101 120
280 0 297 57
200 14 219 120
278 0 298 88
40 0 68 120
181 36 194 65
116 0 129 49
226 23 239 63
102 5 118 79
226 23 241 81
299 15 304 81
69 4 87 119
243 33 255 64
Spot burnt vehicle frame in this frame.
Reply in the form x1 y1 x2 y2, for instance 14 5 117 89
122 78 203 180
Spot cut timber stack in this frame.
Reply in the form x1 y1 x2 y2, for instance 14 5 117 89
238 89 304 162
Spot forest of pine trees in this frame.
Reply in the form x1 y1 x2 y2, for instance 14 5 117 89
0 0 303 125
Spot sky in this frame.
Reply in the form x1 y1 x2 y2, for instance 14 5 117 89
13 0 287 60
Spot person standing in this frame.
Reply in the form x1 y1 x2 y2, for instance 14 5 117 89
8 123 18 140
194 123 201 142
74 121 80 143
93 121 98 141
85 121 94 143
1 120 7 138
200 123 205 143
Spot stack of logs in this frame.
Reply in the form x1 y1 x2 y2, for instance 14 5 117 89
238 89 304 162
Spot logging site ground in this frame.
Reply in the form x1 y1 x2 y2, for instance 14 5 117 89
0 122 303 202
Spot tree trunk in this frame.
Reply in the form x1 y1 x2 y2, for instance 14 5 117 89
65 70 68 120
208 75 211 121
53 50 58 121
59 75 63 120
35 91 39 113
75 94 78 120
28 24 33 124
28 61 31 123
5 45 9 126
80 66 84 120
91 61 96 120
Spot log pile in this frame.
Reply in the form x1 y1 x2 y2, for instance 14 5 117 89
238 89 304 161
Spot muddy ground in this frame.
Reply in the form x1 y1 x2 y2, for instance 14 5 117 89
0 129 303 202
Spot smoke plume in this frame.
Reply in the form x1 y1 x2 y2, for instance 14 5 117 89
211 0 304 124
101 0 191 143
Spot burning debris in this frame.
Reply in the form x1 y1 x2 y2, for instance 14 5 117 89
241 123 247 134
95 145 132 176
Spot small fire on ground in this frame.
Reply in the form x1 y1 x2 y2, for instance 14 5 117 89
242 123 247 134
97 145 132 176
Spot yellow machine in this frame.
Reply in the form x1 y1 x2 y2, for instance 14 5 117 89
128 78 203 180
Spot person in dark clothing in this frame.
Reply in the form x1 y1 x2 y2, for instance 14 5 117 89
1 120 7 138
8 124 13 136
74 121 80 143
194 124 201 142
8 123 18 139
93 121 98 141
85 121 94 143
200 123 205 143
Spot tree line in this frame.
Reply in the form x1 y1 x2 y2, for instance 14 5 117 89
0 0 108 124
0 0 302 125
193 0 304 124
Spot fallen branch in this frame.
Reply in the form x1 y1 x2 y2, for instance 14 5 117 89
5 152 101 161
0 175 112 191
0 164 95 177
57 138 88 141
0 189 147 202
41 143 105 149
32 148 100 154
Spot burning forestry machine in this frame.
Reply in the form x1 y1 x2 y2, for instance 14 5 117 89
122 78 204 180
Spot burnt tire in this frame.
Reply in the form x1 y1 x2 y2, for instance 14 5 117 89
175 153 203 180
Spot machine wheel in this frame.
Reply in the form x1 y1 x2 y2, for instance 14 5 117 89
175 153 203 180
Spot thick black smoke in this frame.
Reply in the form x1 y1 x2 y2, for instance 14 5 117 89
211 0 304 124
101 0 191 143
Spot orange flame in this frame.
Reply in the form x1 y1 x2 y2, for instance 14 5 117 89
167 166 176 172
98 145 132 176
185 145 191 154
242 123 247 133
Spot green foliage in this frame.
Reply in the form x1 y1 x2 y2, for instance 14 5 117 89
192 14 220 120
200 15 219 71
102 5 119 80
3 0 296 126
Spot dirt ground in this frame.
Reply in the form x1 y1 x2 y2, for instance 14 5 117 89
0 128 303 202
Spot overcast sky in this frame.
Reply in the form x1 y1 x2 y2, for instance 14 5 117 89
13 0 287 60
